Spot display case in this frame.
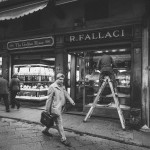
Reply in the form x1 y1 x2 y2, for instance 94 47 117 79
14 64 55 102
16 88 48 101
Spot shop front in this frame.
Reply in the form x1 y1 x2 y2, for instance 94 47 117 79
6 36 55 106
65 24 142 118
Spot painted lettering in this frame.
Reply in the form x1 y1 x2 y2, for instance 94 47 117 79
84 34 91 40
98 32 105 39
121 30 125 37
79 34 84 41
67 27 130 43
113 30 120 37
15 43 21 47
92 33 98 40
22 42 26 46
70 36 76 42
105 32 112 38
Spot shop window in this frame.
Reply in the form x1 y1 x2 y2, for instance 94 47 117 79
23 11 40 31
0 57 2 75
12 53 55 103
85 0 109 21
68 47 131 111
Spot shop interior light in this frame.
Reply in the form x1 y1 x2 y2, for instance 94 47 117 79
119 49 126 52
112 49 117 52
49 65 55 68
95 51 102 53
119 69 127 72
15 64 50 67
42 58 55 61
105 50 109 52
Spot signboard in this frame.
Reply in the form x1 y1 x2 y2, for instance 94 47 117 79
7 36 54 50
65 25 133 45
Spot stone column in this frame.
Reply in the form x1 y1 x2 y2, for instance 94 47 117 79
130 24 142 128
55 35 68 86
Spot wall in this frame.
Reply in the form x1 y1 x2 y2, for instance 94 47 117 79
0 0 146 40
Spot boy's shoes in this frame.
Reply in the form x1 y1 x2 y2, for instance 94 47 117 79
42 130 53 137
61 140 71 147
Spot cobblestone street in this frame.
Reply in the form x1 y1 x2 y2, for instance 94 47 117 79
0 118 149 150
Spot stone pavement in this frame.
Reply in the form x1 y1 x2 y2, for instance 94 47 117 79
0 118 150 150
0 105 150 149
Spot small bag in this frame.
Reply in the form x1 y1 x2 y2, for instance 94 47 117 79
40 111 55 127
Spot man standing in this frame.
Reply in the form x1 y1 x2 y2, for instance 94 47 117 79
0 75 10 112
9 74 20 109
97 52 117 94
42 73 75 147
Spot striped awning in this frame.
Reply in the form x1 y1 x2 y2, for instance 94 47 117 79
0 0 49 21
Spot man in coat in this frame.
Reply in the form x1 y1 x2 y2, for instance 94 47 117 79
0 75 10 112
42 73 75 147
9 74 20 109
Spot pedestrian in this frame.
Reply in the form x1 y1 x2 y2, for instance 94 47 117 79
42 73 75 147
9 73 20 109
0 74 10 112
97 51 117 94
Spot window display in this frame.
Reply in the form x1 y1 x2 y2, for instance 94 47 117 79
14 64 55 101
68 47 131 110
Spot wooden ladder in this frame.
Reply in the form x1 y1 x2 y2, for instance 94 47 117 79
83 76 126 130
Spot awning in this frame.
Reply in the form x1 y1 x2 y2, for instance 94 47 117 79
56 0 78 5
0 0 49 21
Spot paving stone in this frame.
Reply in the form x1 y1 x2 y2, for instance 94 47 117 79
0 105 150 150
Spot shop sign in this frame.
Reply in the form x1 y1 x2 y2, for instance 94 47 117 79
7 36 54 50
65 25 132 44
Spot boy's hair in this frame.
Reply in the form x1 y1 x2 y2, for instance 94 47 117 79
56 73 65 79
